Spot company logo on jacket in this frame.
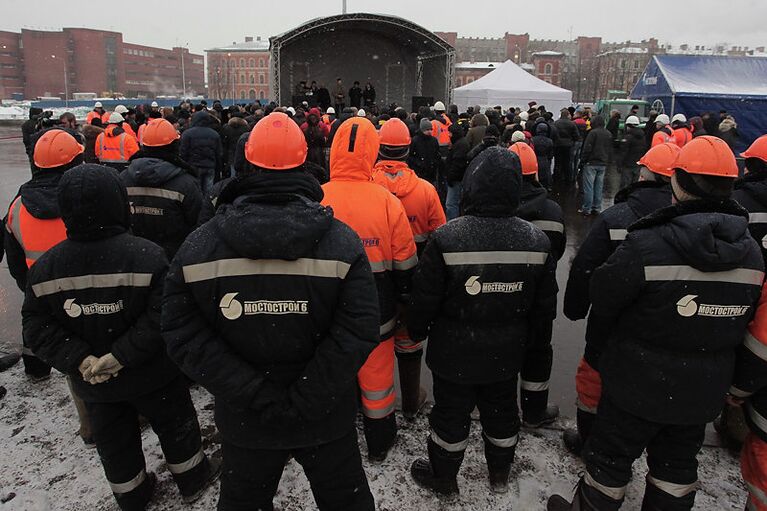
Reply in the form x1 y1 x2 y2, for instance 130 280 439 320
361 238 381 248
465 276 524 296
129 202 164 216
676 295 750 318
63 298 124 318
219 293 309 320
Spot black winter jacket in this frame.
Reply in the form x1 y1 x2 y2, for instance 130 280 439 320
733 169 767 268
532 123 554 177
621 126 647 168
446 126 470 185
220 117 250 169
162 171 380 449
408 148 558 384
4 170 66 291
581 116 613 167
121 151 203 259
517 178 566 261
22 164 176 403
197 176 233 227
408 131 443 183
179 112 223 174
592 200 764 424
564 181 671 365
554 117 580 148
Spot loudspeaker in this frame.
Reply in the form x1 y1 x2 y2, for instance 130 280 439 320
412 96 434 113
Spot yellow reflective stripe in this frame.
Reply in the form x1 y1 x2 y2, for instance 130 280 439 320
182 258 351 283
521 380 550 391
750 213 767 224
646 475 699 498
32 273 153 298
167 448 204 475
362 402 395 419
393 254 418 271
609 229 628 241
644 266 764 286
532 220 565 234
361 385 395 401
584 472 626 500
109 470 146 494
443 251 548 266
126 187 185 202
484 433 519 448
745 332 767 362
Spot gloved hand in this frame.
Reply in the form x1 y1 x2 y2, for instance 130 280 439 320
79 355 110 385
88 353 124 381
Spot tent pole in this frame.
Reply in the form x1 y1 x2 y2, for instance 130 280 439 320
671 94 676 117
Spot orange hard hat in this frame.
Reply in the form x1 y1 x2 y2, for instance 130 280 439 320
741 135 767 163
245 112 308 169
674 135 738 178
509 142 538 176
379 118 411 147
33 129 84 169
141 119 180 147
637 142 681 177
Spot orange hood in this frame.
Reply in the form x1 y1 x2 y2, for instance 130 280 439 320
373 161 419 198
329 118 380 182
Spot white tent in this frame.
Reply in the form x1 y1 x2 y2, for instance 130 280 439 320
453 60 573 113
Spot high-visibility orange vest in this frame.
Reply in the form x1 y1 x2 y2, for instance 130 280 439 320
431 115 452 147
651 129 674 147
86 111 102 125
5 196 67 268
96 126 139 165
101 112 111 124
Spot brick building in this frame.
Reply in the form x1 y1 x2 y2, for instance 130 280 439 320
0 27 205 100
206 37 271 102
531 51 564 87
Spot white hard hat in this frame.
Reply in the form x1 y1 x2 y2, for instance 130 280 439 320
326 107 336 114
625 116 640 126
655 114 670 126
94 101 103 108
519 111 529 121
108 112 125 124
287 107 296 115
114 105 129 114
434 101 446 112
672 113 687 124
357 109 366 117
151 101 159 108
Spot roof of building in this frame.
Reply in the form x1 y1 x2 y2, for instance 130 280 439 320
597 47 649 57
207 39 270 52
456 61 504 69
532 50 564 57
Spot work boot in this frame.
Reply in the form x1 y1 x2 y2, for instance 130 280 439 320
364 414 397 462
641 477 696 511
523 405 560 428
563 428 584 457
0 352 20 372
489 466 511 494
410 438 463 497
113 471 156 511
483 432 516 494
397 351 426 419
22 354 51 382
548 479 623 511
176 454 222 504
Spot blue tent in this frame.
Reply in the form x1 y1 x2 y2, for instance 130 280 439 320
631 55 767 152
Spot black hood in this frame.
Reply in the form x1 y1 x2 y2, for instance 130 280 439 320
630 199 753 272
214 170 331 260
58 164 130 241
517 178 548 218
125 158 186 187
591 115 605 129
534 121 551 137
614 181 672 218
735 169 767 208
19 171 66 219
190 111 218 129
462 147 522 218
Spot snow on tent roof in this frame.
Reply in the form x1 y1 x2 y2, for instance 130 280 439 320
453 59 572 112
652 55 767 96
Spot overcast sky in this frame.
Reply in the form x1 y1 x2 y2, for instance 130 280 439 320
2 0 765 55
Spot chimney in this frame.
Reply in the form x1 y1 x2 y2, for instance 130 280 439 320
257 36 261 41
758 46 765 53
245 36 253 43
680 44 689 51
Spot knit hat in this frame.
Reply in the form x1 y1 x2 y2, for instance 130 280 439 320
511 131 526 143
672 168 734 201
419 118 432 132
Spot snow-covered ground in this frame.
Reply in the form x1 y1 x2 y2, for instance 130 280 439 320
0 364 749 510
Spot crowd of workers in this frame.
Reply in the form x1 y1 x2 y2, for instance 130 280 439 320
1 95 766 511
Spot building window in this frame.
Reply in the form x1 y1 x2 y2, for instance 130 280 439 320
222 59 227 68
240 74 245 84
259 74 265 84
240 90 246 100
230 59 235 67
249 58 255 68
544 63 553 75
620 60 626 69
259 58 265 68
239 58 245 67
249 89 256 100
259 90 266 100
250 74 255 84
634 60 640 69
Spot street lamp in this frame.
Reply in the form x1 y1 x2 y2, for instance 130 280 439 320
51 54 68 108
227 52 235 104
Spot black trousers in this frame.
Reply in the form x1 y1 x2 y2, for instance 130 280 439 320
86 377 205 510
217 429 374 511
430 374 520 470
554 146 571 183
520 330 554 415
583 396 704 508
